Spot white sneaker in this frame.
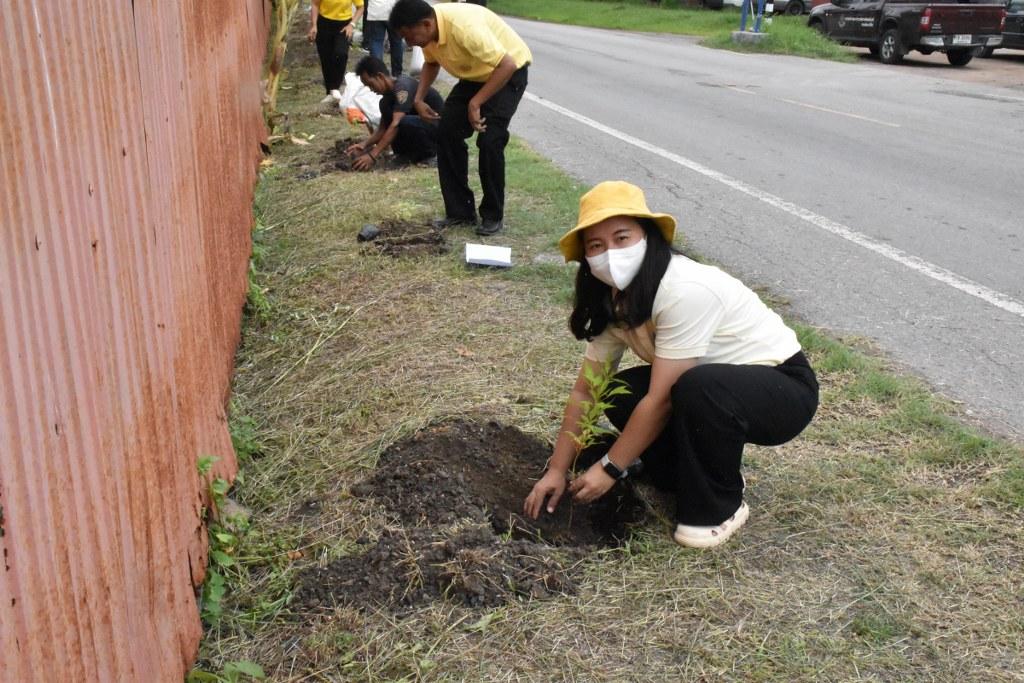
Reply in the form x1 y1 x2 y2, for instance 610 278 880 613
330 89 342 101
320 93 337 104
673 502 749 549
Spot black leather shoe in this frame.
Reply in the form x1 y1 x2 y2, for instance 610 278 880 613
476 218 503 236
431 216 477 230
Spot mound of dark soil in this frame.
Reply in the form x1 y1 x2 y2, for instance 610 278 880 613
295 420 648 612
309 137 411 175
365 220 447 257
361 420 642 545
299 526 586 610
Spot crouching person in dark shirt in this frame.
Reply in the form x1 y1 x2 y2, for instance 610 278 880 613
346 56 445 170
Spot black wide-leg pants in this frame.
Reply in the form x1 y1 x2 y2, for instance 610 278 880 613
437 66 527 222
605 352 819 526
315 15 352 93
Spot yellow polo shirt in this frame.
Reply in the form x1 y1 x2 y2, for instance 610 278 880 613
318 0 363 22
423 4 532 83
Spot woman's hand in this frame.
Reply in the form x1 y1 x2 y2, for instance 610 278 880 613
568 462 616 504
307 25 317 42
343 23 355 39
523 469 568 520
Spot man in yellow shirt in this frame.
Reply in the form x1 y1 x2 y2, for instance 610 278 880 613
389 0 532 236
308 0 365 104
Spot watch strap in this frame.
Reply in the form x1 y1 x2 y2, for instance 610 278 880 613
600 454 627 480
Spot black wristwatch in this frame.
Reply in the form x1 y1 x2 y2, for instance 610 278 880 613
600 454 628 480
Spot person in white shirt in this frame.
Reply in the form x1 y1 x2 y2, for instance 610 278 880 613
364 0 404 77
524 181 819 549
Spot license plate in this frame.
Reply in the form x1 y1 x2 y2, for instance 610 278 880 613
953 34 972 44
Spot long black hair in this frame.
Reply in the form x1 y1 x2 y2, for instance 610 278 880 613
569 218 678 341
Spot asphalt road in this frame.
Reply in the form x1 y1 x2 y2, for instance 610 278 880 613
501 19 1024 440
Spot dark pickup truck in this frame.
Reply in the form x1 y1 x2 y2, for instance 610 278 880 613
809 0 1007 65
981 0 1024 55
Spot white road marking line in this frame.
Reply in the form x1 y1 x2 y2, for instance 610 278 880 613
984 93 1024 103
726 86 758 95
522 91 1024 319
777 97 901 127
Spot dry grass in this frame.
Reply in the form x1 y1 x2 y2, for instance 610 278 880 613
194 23 1024 682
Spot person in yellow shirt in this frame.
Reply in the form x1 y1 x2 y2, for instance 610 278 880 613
389 0 531 236
308 0 365 104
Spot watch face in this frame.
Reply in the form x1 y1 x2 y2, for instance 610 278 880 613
601 454 624 479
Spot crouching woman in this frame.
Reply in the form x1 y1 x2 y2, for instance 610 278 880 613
523 181 819 548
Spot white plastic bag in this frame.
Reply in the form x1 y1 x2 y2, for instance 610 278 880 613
410 46 425 75
337 72 382 127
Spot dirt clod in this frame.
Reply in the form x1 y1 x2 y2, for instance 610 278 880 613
295 420 647 612
366 220 448 257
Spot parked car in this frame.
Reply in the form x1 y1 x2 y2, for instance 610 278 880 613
808 0 1006 66
980 0 1024 55
776 0 813 14
715 0 813 13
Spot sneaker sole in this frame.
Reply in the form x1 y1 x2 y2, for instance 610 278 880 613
673 502 749 549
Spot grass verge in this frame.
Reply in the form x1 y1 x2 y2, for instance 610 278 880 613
490 0 857 62
191 20 1023 682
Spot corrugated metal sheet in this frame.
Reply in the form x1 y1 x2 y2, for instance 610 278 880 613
0 1 268 680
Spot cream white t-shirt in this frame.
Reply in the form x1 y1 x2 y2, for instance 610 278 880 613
584 255 800 368
366 0 397 22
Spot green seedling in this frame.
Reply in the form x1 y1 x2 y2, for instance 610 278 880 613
566 359 630 526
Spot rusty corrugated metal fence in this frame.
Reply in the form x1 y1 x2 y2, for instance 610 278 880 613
0 1 268 680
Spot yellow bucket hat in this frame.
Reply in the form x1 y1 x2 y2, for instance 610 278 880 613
558 181 676 262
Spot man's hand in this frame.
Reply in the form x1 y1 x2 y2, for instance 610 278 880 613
352 153 375 171
307 25 317 42
414 100 441 122
468 99 486 132
568 462 616 504
523 469 568 520
345 142 366 157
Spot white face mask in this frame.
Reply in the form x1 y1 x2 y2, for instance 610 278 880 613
586 238 647 290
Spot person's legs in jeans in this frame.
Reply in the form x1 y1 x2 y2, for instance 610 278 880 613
475 68 527 222
437 80 479 220
365 21 386 64
387 25 405 76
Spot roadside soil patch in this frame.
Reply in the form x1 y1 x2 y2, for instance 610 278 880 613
360 219 449 257
320 136 408 174
295 419 648 612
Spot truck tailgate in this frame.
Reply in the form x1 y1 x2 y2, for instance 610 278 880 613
927 4 1005 33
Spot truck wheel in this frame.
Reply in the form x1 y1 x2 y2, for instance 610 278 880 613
946 49 973 66
879 29 904 65
979 46 995 58
786 0 804 15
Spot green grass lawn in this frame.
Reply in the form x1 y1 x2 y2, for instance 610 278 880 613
190 17 1022 682
490 0 857 61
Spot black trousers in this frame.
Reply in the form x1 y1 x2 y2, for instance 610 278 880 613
315 15 352 93
603 352 818 526
437 66 527 221
392 115 438 162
